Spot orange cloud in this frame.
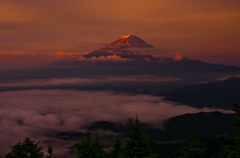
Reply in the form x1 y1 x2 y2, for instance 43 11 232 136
8 51 34 56
12 51 28 55
1 51 30 56
32 52 38 56
173 55 183 61
0 52 8 55
77 55 133 62
12 51 21 54
51 51 65 56
50 51 76 56
0 51 80 58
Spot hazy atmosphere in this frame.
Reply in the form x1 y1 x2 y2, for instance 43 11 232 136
1 0 240 157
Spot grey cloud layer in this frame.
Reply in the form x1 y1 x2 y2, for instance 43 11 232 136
0 90 232 157
0 75 181 88
215 75 240 81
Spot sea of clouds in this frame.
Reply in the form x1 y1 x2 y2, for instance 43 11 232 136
0 89 232 157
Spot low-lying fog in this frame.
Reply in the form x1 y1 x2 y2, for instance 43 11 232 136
0 90 232 157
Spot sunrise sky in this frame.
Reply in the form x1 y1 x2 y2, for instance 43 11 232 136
1 0 240 66
1 1 240 156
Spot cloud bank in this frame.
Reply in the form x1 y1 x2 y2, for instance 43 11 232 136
0 51 80 57
214 75 240 81
77 55 133 62
0 75 181 90
0 89 233 157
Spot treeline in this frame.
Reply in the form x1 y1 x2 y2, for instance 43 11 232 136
4 104 240 158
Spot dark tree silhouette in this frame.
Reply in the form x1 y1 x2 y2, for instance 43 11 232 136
5 137 44 158
45 145 57 158
179 134 206 158
68 131 105 158
111 138 123 158
124 114 151 158
218 103 240 158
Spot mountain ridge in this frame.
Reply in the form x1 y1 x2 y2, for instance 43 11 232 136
164 77 240 109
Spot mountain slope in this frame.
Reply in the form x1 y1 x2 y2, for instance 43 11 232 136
164 77 240 109
56 112 237 141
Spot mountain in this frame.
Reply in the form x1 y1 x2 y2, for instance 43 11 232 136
56 35 240 72
83 34 161 61
164 77 240 109
101 34 153 49
51 34 239 69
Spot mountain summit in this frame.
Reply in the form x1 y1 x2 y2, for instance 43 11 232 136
101 35 153 49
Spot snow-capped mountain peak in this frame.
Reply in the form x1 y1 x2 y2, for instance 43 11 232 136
101 35 153 49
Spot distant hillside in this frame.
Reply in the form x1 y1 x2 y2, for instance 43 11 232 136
54 58 240 72
151 136 226 158
56 112 237 142
154 111 237 141
164 77 240 109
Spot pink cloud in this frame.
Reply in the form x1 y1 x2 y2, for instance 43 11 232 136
0 90 233 157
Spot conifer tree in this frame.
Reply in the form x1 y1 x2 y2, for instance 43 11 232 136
179 134 206 158
5 137 44 158
124 114 151 158
45 145 57 158
218 103 240 158
111 138 123 158
68 131 104 158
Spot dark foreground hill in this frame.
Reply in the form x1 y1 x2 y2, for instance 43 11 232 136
164 77 240 109
151 136 226 158
56 112 237 142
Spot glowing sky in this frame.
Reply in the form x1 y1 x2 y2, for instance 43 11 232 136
0 0 240 66
1 1 240 156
